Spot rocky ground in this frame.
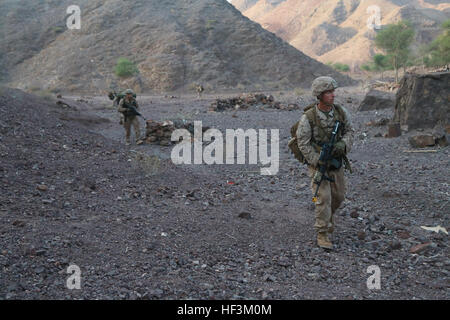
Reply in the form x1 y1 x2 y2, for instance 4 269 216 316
0 86 448 300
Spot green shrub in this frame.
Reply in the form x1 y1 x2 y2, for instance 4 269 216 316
35 90 54 100
114 58 139 78
294 88 307 96
425 19 450 67
52 26 65 34
333 63 350 72
328 62 350 72
134 152 161 176
361 63 377 71
236 83 246 90
205 20 217 30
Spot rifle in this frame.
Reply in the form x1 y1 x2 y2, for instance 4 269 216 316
312 121 340 203
123 101 146 121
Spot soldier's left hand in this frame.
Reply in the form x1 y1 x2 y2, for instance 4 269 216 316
313 171 323 183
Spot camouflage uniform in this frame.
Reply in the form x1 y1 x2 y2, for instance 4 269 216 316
113 95 124 125
296 77 354 248
118 91 141 144
196 84 204 98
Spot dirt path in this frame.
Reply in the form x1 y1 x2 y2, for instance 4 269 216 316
0 87 448 300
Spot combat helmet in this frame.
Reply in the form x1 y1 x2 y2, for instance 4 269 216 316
124 89 134 95
311 76 338 98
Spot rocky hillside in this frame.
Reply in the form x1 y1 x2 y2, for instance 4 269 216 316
0 0 354 94
233 0 450 69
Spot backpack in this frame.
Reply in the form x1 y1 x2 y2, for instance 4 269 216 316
288 103 346 164
108 91 137 108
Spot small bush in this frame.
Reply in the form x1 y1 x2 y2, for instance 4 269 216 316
327 62 350 72
205 20 217 30
35 90 54 100
114 58 139 78
333 63 350 72
52 26 65 34
294 88 307 96
361 63 374 71
134 152 162 176
236 83 246 90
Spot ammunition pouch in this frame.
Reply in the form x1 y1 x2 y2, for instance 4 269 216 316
328 158 342 171
313 142 342 171
123 110 134 117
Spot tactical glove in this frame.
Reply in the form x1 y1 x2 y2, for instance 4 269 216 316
314 154 326 168
313 171 323 184
332 141 346 157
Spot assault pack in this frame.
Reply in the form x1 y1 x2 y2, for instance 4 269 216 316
288 103 347 165
108 90 137 105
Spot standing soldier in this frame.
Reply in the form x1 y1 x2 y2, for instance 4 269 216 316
114 93 125 125
296 77 354 249
196 84 204 99
118 89 143 145
108 90 124 124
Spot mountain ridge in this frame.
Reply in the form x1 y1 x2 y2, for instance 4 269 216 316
0 0 355 93
233 0 450 68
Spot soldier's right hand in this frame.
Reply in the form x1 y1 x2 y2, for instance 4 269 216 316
317 159 326 167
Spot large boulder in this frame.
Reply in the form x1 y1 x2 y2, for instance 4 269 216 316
358 90 396 111
394 72 450 130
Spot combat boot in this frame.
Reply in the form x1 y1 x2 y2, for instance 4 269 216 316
328 214 335 233
328 224 334 234
317 232 333 250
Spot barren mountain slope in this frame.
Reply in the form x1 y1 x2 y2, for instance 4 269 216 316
242 0 286 21
231 0 260 11
1 0 354 93
0 0 76 83
237 0 450 67
321 1 450 66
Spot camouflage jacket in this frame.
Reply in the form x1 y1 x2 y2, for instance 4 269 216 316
118 97 139 116
296 103 354 167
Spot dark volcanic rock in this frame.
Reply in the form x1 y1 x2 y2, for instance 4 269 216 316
410 242 432 254
238 212 252 220
408 135 436 148
394 72 450 130
358 89 396 111
387 122 402 138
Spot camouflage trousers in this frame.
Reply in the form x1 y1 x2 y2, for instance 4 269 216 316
123 116 141 143
308 166 346 233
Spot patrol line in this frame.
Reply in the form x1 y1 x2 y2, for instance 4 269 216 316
170 121 279 175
